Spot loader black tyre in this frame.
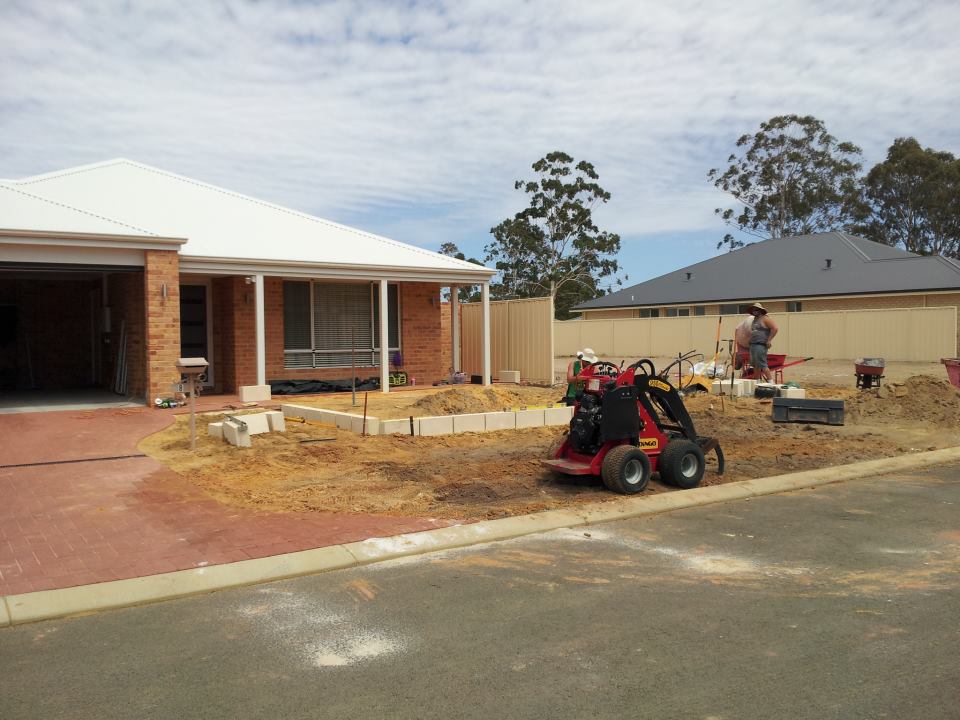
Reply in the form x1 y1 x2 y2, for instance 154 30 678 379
658 440 706 489
601 445 651 494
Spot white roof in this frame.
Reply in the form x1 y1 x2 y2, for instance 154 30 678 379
2 159 493 279
0 181 159 238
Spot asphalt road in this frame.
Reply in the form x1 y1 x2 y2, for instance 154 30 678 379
2 464 959 720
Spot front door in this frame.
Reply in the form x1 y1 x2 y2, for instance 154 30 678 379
179 284 213 386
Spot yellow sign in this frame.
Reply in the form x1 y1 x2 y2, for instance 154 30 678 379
649 379 671 392
639 438 659 450
388 372 408 387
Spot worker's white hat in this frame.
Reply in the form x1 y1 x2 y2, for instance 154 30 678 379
582 347 598 363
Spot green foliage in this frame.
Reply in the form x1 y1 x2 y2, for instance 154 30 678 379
437 243 482 302
708 115 863 250
487 151 622 319
853 137 960 258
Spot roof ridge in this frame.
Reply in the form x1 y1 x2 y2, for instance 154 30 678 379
932 255 960 274
20 159 487 272
12 158 131 185
0 181 159 236
834 231 872 261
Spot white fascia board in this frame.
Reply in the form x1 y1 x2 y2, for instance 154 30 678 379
0 229 186 252
0 243 145 267
179 255 494 284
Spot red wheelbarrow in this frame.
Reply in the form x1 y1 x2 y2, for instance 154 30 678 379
942 358 960 388
736 350 814 383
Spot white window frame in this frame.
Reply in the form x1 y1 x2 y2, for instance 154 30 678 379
283 281 402 370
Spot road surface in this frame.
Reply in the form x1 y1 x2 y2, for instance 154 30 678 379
2 464 959 719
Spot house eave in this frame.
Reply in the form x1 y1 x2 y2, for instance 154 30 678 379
179 255 496 283
0 228 186 252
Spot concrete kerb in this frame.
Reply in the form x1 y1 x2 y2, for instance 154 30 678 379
3 446 959 627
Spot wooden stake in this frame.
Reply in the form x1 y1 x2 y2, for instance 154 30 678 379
362 392 368 436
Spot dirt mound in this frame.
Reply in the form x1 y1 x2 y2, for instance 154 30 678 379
848 374 960 425
409 387 536 416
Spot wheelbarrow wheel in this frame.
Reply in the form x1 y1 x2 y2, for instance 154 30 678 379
659 440 706 489
601 445 651 494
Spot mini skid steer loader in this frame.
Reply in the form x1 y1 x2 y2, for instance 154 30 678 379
542 359 725 494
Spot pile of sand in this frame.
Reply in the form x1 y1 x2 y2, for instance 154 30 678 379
848 374 960 425
409 387 549 416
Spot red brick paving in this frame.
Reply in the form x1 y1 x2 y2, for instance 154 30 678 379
0 407 450 596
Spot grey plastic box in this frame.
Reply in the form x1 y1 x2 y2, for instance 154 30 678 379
772 397 845 426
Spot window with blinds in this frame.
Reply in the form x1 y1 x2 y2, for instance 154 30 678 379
283 281 401 369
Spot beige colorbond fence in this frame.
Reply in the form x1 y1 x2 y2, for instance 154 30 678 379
555 306 958 362
461 296 554 383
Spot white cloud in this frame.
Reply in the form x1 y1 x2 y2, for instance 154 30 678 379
1 0 958 260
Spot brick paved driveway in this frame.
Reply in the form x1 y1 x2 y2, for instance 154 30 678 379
0 407 446 596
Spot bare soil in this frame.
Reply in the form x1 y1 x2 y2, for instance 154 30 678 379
141 378 960 522
282 385 562 419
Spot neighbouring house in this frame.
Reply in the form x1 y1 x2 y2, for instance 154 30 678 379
0 159 495 408
575 232 960 338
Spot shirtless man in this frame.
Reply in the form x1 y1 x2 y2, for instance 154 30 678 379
744 302 778 382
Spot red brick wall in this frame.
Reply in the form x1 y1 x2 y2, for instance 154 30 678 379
211 276 255 392
399 282 444 384
144 250 181 402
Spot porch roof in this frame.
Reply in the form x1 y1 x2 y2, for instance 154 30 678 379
2 159 494 283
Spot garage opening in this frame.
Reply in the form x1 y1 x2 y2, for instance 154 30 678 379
0 264 146 413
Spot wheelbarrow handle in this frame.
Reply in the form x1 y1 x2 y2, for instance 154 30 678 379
778 357 815 369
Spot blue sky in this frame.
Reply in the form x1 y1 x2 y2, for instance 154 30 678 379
2 0 959 288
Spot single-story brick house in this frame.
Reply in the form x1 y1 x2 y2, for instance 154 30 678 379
576 232 960 341
0 159 494 406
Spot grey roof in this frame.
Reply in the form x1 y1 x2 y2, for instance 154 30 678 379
577 232 960 310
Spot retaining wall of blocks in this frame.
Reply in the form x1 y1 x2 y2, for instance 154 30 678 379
281 403 574 437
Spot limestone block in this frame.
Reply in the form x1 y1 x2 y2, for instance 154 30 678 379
239 412 271 435
781 387 807 399
207 421 224 439
485 412 516 431
515 409 545 429
332 412 354 430
419 415 455 436
222 420 251 448
544 405 574 426
381 418 417 435
281 404 324 422
453 413 487 433
498 370 521 384
350 416 379 435
265 411 286 433
239 384 271 403
711 380 732 395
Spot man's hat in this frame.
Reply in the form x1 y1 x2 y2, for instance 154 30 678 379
582 347 598 363
747 302 768 315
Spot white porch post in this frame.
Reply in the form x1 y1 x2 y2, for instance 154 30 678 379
481 282 491 386
254 273 266 386
451 286 460 372
379 279 390 394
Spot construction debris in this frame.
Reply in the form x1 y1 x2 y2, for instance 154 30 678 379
208 410 287 447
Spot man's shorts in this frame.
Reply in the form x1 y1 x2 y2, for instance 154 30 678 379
750 343 768 370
